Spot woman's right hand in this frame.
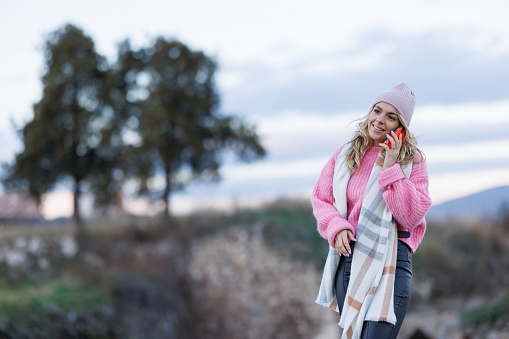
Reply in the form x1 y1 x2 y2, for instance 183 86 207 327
334 229 356 256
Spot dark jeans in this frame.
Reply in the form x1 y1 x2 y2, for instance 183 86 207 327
334 240 413 339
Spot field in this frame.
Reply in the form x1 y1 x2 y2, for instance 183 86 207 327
1 199 508 338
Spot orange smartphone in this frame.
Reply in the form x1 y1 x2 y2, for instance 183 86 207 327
384 126 405 149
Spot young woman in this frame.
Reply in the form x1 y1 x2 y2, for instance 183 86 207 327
312 83 432 339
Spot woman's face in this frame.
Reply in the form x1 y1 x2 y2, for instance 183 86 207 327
367 102 401 145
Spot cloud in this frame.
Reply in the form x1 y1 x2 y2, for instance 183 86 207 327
218 29 509 118
426 138 509 166
0 128 22 163
252 99 509 162
171 163 509 214
218 137 509 185
2 0 509 218
174 98 509 207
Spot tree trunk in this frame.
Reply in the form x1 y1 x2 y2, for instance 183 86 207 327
73 180 87 250
163 167 171 223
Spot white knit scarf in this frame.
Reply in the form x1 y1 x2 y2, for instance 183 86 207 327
315 144 412 339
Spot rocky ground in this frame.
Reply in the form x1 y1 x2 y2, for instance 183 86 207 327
0 218 508 338
314 297 509 339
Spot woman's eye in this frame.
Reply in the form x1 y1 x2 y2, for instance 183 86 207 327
388 116 396 121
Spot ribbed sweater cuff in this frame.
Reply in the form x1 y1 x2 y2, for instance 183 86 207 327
377 163 405 190
326 219 355 248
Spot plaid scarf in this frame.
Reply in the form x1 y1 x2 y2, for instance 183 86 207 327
315 144 412 338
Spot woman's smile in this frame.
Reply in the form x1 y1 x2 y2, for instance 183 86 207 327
368 102 400 144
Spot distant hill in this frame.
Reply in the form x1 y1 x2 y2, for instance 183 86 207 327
427 186 509 221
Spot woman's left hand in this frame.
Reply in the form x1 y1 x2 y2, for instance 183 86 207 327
379 129 403 169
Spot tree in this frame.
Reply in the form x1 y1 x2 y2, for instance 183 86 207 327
117 38 266 220
3 24 266 233
2 24 115 244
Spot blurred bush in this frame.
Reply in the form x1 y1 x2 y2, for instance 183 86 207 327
461 293 509 326
413 214 509 299
1 200 508 337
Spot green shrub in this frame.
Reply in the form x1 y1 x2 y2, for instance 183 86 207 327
223 198 328 267
0 279 112 319
461 293 509 325
413 218 509 298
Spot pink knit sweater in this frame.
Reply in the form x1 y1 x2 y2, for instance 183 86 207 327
311 145 432 253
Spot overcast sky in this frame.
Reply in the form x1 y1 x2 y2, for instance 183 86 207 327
1 0 508 217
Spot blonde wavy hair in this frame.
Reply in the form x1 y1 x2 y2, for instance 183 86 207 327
346 107 425 172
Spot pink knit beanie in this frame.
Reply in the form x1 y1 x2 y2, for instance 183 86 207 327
372 83 416 126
